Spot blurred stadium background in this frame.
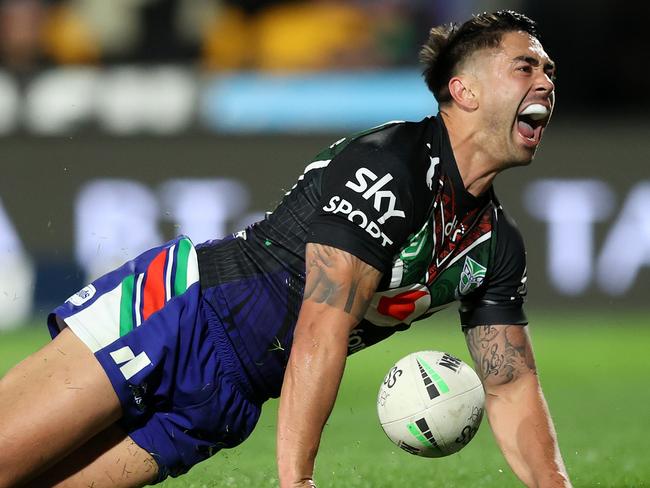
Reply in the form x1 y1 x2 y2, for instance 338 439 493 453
0 0 649 486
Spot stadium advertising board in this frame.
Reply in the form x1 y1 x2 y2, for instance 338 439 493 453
1 117 649 328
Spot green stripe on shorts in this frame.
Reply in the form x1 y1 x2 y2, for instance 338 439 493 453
119 275 135 336
174 238 191 296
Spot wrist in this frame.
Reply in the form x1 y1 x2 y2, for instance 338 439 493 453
277 447 316 488
278 460 315 488
278 474 316 488
532 469 571 488
294 480 316 488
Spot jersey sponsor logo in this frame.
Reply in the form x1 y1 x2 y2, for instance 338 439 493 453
322 196 394 247
426 180 494 284
444 214 465 242
348 328 366 354
109 345 152 380
344 167 405 224
457 256 487 295
66 284 96 307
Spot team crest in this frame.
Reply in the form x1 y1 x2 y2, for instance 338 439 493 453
457 256 487 295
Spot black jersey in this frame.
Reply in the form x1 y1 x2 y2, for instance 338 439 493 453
197 115 527 402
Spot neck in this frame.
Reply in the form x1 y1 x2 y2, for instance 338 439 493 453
440 109 501 197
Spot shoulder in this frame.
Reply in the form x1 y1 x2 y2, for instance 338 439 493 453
484 201 527 291
458 201 529 328
493 203 525 250
308 119 437 272
325 118 437 191
345 117 437 160
322 118 438 219
492 203 526 262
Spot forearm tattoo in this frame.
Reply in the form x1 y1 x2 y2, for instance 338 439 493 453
303 244 381 320
465 325 536 385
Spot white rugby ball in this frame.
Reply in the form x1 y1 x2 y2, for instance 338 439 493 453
377 350 485 457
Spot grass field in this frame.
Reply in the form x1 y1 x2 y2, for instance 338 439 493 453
1 309 649 487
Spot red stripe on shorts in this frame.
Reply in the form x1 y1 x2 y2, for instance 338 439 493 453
142 249 168 321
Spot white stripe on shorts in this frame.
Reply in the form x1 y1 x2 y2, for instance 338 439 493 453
134 273 144 327
165 244 176 301
186 244 199 287
63 284 122 352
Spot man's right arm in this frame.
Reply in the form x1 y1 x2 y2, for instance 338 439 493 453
276 243 382 488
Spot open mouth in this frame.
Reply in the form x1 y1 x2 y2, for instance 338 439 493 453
516 103 550 147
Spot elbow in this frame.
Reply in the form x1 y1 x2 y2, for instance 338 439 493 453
482 367 540 399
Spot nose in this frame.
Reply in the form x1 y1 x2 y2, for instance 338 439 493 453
535 69 555 95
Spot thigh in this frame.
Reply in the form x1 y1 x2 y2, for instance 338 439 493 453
26 424 158 488
125 375 262 481
0 328 122 487
46 236 202 426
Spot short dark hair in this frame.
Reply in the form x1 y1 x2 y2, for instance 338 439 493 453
420 10 540 104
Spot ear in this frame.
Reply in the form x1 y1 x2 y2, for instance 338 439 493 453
448 76 479 111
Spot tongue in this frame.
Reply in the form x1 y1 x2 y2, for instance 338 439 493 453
518 120 534 139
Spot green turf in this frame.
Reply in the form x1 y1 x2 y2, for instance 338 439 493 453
1 310 649 487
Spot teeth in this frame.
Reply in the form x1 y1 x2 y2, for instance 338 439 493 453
520 103 549 120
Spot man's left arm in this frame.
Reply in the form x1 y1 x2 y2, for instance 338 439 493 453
464 324 571 488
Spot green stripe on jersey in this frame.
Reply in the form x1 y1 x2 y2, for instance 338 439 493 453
119 275 135 336
174 238 191 296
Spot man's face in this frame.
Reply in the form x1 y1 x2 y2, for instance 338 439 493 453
470 31 556 166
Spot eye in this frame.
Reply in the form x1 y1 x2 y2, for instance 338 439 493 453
516 65 532 74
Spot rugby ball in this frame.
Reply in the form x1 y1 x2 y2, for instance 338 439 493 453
377 350 485 457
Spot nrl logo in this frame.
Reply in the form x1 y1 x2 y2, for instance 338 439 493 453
458 256 487 295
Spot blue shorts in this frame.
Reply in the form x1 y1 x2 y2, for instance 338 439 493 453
48 236 261 481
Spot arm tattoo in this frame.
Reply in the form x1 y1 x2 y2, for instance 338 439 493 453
344 280 360 315
303 244 381 321
465 325 536 385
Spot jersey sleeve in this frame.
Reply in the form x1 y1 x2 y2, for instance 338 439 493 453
308 135 420 273
459 208 528 329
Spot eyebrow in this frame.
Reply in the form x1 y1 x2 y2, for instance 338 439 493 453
513 55 556 72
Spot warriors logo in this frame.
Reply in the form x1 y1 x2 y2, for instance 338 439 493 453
458 256 487 296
